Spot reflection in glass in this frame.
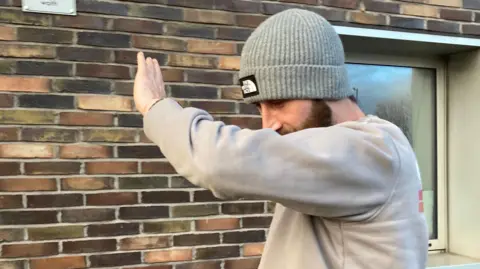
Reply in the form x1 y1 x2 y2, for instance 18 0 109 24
346 64 437 240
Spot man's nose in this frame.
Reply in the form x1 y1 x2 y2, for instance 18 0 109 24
261 110 281 131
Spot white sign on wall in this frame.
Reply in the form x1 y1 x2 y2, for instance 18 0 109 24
22 0 76 15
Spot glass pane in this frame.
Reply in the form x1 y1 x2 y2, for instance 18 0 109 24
346 63 437 240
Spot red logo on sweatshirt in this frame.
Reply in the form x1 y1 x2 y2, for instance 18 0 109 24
418 190 424 213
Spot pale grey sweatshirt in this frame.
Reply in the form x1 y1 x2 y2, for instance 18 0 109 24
144 98 429 269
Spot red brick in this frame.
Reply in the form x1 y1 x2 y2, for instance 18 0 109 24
76 63 131 79
163 22 215 38
142 161 177 174
0 44 55 58
86 161 138 174
143 220 191 234
440 8 472 21
196 218 240 231
0 144 54 158
428 19 460 33
30 256 86 269
25 162 81 175
59 112 113 126
167 54 217 68
0 261 25 269
176 262 220 269
196 246 239 259
0 162 20 176
219 56 240 70
173 233 220 246
0 178 56 192
60 144 112 159
163 69 184 82
0 210 58 225
2 242 58 258
463 24 480 35
433 0 461 7
222 202 264 215
0 76 50 92
0 110 56 125
223 230 264 244
27 226 84 240
323 0 358 9
364 0 400 13
239 103 259 115
113 81 134 95
61 177 114 190
120 206 168 220
27 194 83 208
0 127 18 141
53 14 110 30
221 87 242 100
243 243 264 256
114 18 163 34
133 35 186 51
185 70 233 85
120 236 170 250
0 25 16 40
89 252 141 267
187 40 236 55
184 9 235 25
0 229 24 242
224 258 260 269
63 239 116 253
0 195 23 209
0 94 14 107
87 192 137 205
82 129 136 143
242 216 272 228
62 208 115 223
87 223 139 237
22 128 77 143
78 95 133 111
236 14 267 28
172 204 219 218
145 249 193 263
402 3 438 17
350 12 387 25
17 28 73 44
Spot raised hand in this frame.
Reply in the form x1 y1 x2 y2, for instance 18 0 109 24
133 52 167 116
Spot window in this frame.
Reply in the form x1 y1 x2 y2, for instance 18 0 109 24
345 54 447 251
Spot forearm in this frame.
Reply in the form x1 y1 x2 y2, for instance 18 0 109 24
143 98 399 218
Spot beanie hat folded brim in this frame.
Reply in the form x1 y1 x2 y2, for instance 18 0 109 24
240 64 354 104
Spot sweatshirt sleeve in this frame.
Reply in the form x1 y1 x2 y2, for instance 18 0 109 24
143 98 400 219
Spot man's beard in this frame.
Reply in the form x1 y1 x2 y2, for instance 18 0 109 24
277 99 333 135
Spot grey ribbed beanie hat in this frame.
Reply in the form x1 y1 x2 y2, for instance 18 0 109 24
239 8 353 104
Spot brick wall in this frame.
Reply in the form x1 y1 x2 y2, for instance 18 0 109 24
0 0 478 268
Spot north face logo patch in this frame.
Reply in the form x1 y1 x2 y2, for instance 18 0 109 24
239 75 259 98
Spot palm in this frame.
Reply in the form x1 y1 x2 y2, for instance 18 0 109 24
133 52 166 115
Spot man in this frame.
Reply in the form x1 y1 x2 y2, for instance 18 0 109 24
133 8 429 269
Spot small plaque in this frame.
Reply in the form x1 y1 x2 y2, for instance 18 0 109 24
22 0 76 15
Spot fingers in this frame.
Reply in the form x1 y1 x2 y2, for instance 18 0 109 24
153 58 163 84
136 52 145 74
146 57 154 80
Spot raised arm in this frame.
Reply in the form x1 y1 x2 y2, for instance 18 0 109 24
143 98 400 219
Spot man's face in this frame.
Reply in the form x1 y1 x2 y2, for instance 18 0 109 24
256 99 333 135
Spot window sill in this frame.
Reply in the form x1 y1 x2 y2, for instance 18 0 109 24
428 253 480 268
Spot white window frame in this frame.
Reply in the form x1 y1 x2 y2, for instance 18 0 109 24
345 52 448 252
